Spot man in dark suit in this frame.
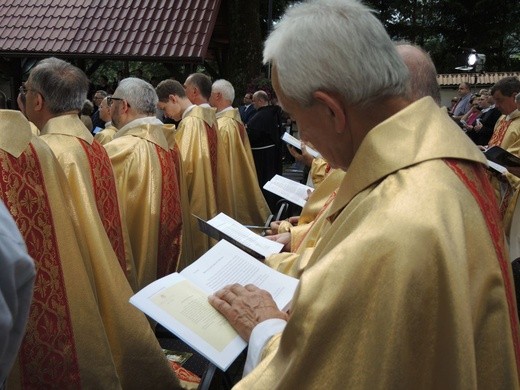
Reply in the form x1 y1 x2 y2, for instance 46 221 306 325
239 93 257 125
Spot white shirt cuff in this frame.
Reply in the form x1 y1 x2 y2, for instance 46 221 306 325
242 318 287 377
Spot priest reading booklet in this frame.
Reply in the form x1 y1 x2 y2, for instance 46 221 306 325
130 240 298 371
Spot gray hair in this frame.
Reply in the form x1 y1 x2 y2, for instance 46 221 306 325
212 79 235 102
515 92 520 104
263 0 409 107
115 77 158 115
29 57 89 114
395 42 441 105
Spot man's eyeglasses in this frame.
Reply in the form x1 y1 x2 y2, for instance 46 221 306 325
107 96 125 106
19 85 36 95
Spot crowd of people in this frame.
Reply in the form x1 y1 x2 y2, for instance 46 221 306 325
2 0 520 388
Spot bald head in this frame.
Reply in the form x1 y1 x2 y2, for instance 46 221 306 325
396 44 440 105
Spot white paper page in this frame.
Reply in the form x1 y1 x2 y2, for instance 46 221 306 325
130 272 247 371
281 132 320 158
487 159 508 174
182 240 299 311
207 213 283 258
263 174 313 207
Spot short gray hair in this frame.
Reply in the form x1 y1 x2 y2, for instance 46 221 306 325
212 79 235 102
115 77 158 115
29 57 89 114
263 0 409 107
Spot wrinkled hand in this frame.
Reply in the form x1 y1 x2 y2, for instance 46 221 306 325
264 232 291 252
208 284 288 341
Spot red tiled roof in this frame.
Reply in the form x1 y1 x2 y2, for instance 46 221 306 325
0 0 222 62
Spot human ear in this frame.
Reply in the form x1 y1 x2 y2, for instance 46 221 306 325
313 91 346 134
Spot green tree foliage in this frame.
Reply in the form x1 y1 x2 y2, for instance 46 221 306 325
364 0 520 73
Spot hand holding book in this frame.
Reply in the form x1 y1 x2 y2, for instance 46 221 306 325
209 284 289 341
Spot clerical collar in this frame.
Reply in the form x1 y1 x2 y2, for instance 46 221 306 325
118 117 163 134
182 104 197 119
219 106 234 114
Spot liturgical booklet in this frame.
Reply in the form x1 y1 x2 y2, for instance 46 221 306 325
263 174 314 207
485 145 520 168
195 213 284 259
130 240 299 371
281 132 320 158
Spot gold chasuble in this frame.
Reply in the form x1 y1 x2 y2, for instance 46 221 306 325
236 98 520 389
94 124 117 145
39 115 133 285
488 110 520 235
0 110 179 389
266 167 345 278
216 108 270 225
104 118 184 288
40 115 180 387
175 106 223 259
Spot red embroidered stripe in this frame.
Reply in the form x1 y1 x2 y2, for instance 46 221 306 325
80 139 126 272
155 145 183 277
445 158 520 378
488 117 510 147
206 123 218 196
0 145 80 387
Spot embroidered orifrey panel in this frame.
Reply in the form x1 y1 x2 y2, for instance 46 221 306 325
445 158 520 379
155 144 183 277
81 139 126 271
0 145 80 387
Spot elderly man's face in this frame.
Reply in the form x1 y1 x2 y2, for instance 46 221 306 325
272 68 351 170
98 98 111 122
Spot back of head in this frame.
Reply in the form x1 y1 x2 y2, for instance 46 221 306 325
186 73 212 100
29 57 89 114
491 77 520 97
212 79 235 102
395 42 440 105
253 90 269 103
116 77 158 116
263 0 409 107
156 79 186 101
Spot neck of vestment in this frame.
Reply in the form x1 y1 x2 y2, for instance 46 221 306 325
216 107 241 121
40 114 93 144
216 106 234 116
185 105 218 128
0 110 33 157
328 96 487 219
114 117 169 150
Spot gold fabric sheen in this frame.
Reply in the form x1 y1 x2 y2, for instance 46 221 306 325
175 106 221 259
216 108 270 225
309 157 328 187
39 115 135 287
94 124 117 145
105 121 185 286
0 110 118 388
236 97 520 389
39 114 180 388
266 168 345 277
490 111 520 235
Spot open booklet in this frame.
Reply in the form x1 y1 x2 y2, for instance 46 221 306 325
484 146 520 168
281 132 320 158
195 213 284 259
130 240 299 371
263 174 313 207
